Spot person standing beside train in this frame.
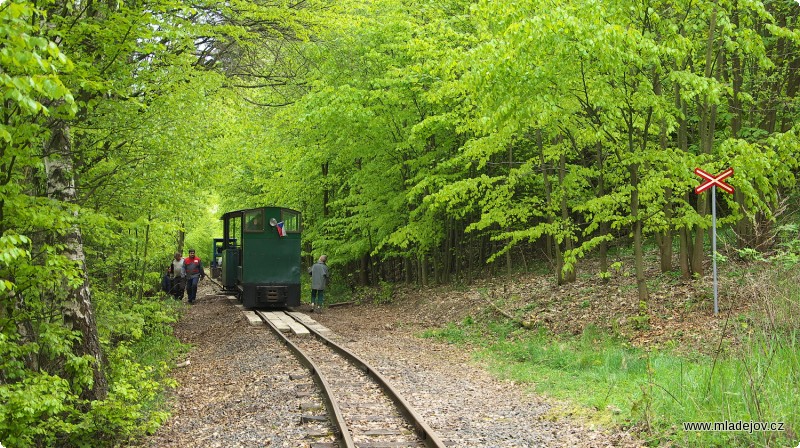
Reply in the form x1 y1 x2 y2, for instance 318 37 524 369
309 255 329 311
184 249 206 304
168 252 186 300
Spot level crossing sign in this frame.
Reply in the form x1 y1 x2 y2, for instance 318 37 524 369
694 166 734 316
694 167 734 194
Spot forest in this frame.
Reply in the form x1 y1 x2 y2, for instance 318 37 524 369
1 0 798 446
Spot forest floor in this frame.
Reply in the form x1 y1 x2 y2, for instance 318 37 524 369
355 257 761 356
140 256 775 447
141 282 646 447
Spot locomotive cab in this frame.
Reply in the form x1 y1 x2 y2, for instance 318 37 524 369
210 237 236 279
219 207 302 308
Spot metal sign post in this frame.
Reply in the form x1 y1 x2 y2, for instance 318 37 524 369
694 167 734 316
711 184 718 315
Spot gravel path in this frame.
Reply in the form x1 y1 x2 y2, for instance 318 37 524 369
139 283 643 447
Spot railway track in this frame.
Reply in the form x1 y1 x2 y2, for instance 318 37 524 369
254 309 446 448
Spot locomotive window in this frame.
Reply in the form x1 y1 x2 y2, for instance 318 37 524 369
244 210 265 232
281 210 300 233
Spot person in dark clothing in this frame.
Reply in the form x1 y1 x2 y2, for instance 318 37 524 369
183 249 205 304
308 255 329 311
161 266 171 294
168 252 185 300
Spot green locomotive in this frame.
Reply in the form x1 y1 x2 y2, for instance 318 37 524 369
218 206 302 308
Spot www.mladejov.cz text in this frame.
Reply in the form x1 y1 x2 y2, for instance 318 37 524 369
683 420 785 433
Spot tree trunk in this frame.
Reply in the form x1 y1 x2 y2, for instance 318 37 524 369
554 240 565 285
505 245 513 277
630 163 649 302
466 233 475 284
453 221 462 280
15 293 39 372
654 74 673 273
727 5 757 249
658 188 674 273
596 142 609 282
45 123 108 401
176 223 185 255
138 213 151 301
728 7 743 140
367 229 378 286
505 144 513 277
322 162 329 217
444 218 453 282
432 252 440 284
538 131 557 279
679 226 692 279
359 253 369 286
518 245 528 273
759 12 785 134
693 7 720 277
780 48 799 133
558 151 576 283
420 255 428 286
599 222 609 282
370 255 379 286
675 84 692 279
625 94 652 302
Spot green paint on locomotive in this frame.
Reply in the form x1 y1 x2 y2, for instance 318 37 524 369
219 206 302 308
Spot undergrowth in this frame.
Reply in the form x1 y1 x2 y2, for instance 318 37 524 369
421 263 800 447
0 290 188 447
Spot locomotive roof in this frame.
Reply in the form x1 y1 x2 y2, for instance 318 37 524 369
220 206 301 220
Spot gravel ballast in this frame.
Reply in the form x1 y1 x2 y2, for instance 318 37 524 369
139 284 643 447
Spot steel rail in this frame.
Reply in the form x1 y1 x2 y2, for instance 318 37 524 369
286 313 447 448
206 276 223 290
254 311 356 448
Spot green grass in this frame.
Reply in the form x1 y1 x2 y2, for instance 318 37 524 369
421 321 800 447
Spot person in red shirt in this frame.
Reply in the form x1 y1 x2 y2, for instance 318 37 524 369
183 249 205 304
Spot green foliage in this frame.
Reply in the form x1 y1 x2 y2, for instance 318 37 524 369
221 0 800 292
2 0 800 444
345 280 396 305
375 281 394 305
375 281 394 304
0 1 75 129
420 321 471 345
0 286 184 446
421 324 463 343
773 223 800 266
736 247 766 262
0 319 93 446
1 0 306 444
94 290 179 343
83 342 174 443
630 301 651 331
0 370 72 447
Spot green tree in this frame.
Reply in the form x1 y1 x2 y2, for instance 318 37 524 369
2 0 327 444
230 0 798 295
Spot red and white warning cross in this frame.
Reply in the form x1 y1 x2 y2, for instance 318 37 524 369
695 167 734 194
